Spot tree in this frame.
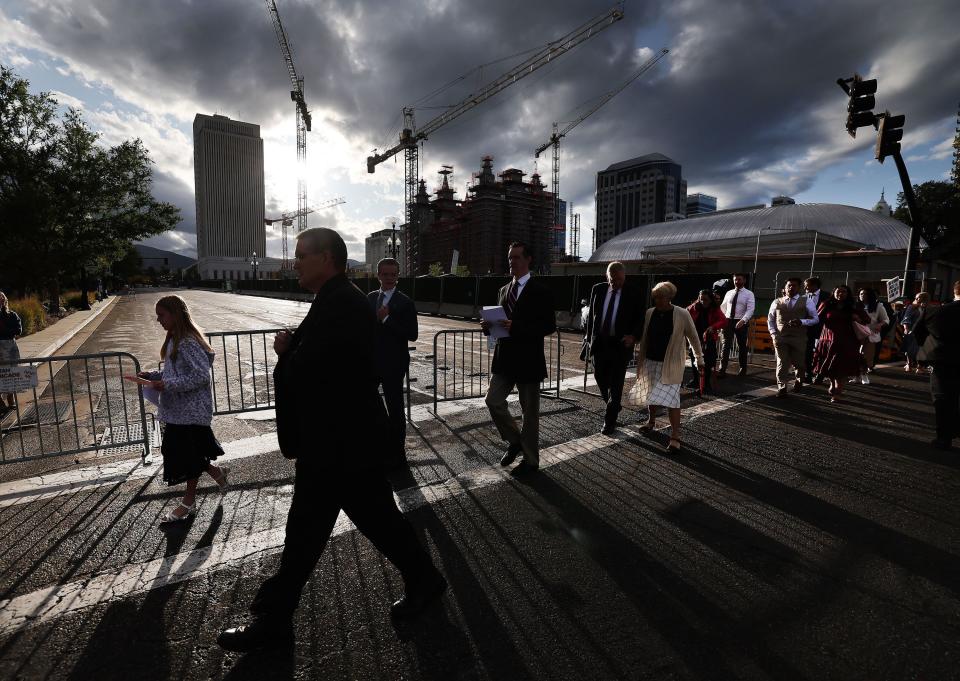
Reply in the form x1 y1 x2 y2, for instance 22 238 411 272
0 66 59 294
428 262 444 277
0 65 180 305
893 180 960 262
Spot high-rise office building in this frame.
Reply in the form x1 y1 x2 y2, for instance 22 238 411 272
193 113 269 280
594 153 686 248
686 192 717 216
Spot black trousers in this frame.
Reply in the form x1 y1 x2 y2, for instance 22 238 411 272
376 369 407 459
720 323 749 371
689 337 718 394
250 464 434 621
931 363 960 443
592 338 631 427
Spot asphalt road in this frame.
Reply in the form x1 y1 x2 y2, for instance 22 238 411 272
0 289 956 681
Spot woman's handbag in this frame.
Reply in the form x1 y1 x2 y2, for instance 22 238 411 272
853 320 872 343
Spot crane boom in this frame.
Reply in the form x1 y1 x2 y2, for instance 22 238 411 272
366 4 625 174
535 48 668 158
265 0 312 238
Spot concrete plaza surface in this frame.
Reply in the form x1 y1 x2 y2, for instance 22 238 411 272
0 290 957 681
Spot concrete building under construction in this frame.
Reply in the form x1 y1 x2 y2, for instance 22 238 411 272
404 157 554 275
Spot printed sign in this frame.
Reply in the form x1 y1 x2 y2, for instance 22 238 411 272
886 276 901 301
0 365 39 393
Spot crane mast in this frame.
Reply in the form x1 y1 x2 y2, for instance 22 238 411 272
535 48 668 259
367 4 625 274
266 197 345 270
265 0 312 236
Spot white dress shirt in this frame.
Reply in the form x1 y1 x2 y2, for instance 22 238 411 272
510 272 531 300
376 287 396 323
720 286 756 323
767 294 820 337
600 286 621 333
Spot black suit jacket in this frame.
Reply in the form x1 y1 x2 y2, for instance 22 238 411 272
917 300 960 366
368 288 418 378
490 277 556 383
273 274 388 469
584 281 644 357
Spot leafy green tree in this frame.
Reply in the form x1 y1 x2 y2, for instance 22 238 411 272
893 180 960 262
428 262 444 277
0 65 180 306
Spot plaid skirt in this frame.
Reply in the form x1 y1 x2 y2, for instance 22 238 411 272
160 423 224 486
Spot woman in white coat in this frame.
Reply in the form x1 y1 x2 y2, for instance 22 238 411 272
628 281 704 452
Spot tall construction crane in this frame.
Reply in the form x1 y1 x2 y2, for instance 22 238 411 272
265 197 346 270
535 47 669 260
265 0 312 235
366 4 625 275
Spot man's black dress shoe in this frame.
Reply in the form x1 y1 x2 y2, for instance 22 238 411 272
511 462 539 476
601 423 617 435
738 367 748 376
931 438 953 451
391 572 448 620
217 618 294 652
500 442 522 467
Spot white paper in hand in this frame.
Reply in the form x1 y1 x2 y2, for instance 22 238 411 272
481 306 509 340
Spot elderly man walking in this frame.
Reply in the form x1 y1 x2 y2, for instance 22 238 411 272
767 277 819 397
217 228 445 652
584 262 644 434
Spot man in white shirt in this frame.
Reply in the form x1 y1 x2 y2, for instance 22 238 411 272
767 277 819 397
718 273 756 377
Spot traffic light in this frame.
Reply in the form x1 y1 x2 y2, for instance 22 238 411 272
838 75 877 137
875 112 905 163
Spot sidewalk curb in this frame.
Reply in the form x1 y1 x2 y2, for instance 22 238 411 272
19 296 121 360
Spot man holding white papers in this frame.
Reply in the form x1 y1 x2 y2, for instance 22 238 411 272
480 242 556 475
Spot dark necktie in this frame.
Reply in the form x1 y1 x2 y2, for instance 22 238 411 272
503 281 519 318
377 291 385 309
730 289 740 322
600 288 616 337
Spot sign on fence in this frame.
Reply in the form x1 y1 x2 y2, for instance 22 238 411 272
886 276 901 301
0 365 38 392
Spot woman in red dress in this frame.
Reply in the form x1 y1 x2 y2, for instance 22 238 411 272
813 285 870 402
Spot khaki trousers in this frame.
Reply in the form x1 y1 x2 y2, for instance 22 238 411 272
485 373 540 466
773 333 806 389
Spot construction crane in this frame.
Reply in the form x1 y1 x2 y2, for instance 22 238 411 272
265 0 312 236
535 47 669 260
265 197 346 269
366 4 625 275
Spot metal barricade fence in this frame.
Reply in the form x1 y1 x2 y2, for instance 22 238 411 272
206 329 416 421
0 352 154 464
431 330 562 412
206 329 283 415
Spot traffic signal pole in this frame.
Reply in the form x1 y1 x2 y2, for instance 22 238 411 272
892 149 923 297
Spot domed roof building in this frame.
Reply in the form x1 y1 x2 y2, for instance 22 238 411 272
590 200 922 263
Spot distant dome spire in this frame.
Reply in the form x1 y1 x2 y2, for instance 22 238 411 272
873 188 892 217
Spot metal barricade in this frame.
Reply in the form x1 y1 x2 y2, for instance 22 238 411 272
206 329 283 415
431 330 562 412
0 352 154 464
206 329 416 420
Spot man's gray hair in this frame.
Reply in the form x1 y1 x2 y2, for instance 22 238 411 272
296 227 347 270
607 261 625 275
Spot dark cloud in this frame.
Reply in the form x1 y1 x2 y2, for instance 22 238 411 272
15 0 960 234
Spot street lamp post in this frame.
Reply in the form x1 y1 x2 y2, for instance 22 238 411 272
249 251 260 280
391 220 398 260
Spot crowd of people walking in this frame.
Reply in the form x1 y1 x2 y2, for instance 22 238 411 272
84 234 954 652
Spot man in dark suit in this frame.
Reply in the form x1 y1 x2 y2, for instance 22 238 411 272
368 257 418 468
584 261 643 434
916 280 960 450
218 228 445 652
481 241 556 475
803 277 832 383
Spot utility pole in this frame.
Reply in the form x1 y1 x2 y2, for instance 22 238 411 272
837 74 922 298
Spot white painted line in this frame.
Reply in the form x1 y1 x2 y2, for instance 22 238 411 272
0 429 618 635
